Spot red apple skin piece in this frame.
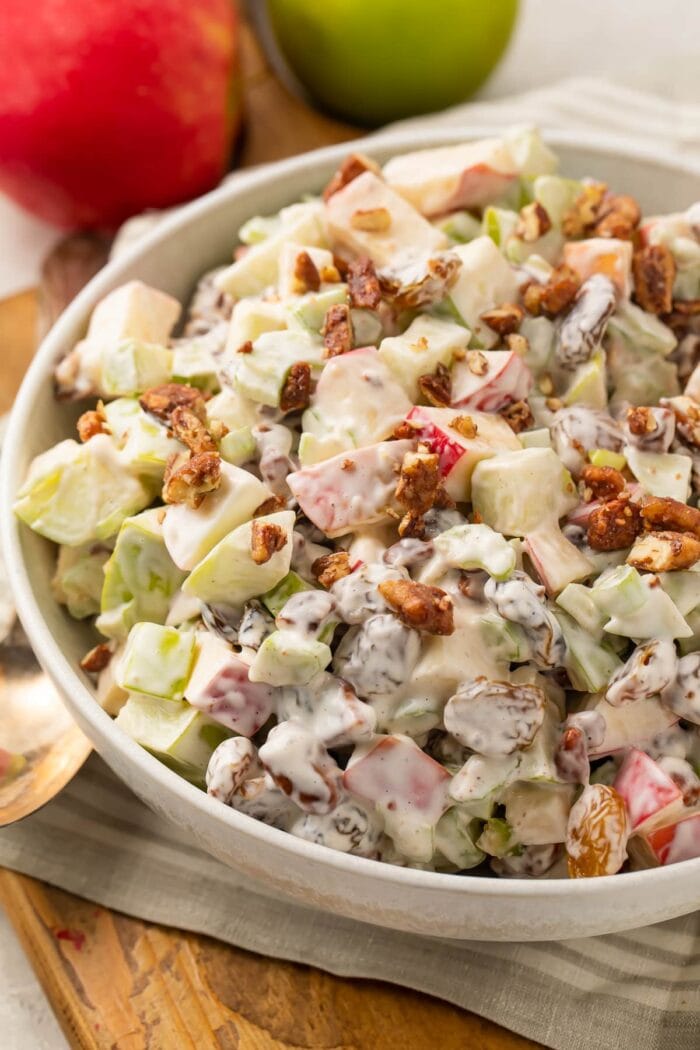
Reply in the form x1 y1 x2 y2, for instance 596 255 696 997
450 350 533 411
645 812 700 865
613 748 684 835
0 0 240 228
343 736 451 822
186 654 275 738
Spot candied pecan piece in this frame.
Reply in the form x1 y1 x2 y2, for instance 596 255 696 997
312 551 353 588
236 340 253 354
395 448 441 517
587 496 642 550
350 207 391 232
253 494 287 517
397 512 427 539
77 406 109 442
627 405 658 437
523 265 580 318
322 303 354 357
500 399 534 434
561 181 607 238
140 382 206 423
347 256 382 309
322 152 380 202
641 496 700 539
480 302 524 336
279 361 311 413
580 464 626 502
505 332 529 356
627 530 700 572
633 244 676 315
418 363 452 407
162 450 221 508
450 414 478 439
251 520 287 565
466 350 489 376
170 405 217 454
378 578 454 635
664 396 700 447
80 642 112 673
593 194 641 239
292 250 321 294
516 201 551 242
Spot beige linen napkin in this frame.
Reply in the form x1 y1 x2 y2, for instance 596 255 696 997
2 80 699 1050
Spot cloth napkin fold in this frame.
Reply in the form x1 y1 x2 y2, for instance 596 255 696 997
2 79 700 1050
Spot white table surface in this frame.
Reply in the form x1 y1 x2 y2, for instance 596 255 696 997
2 1 698 1045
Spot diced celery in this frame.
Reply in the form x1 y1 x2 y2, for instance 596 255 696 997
625 447 691 502
288 285 348 335
387 695 443 739
557 582 605 639
219 426 256 467
589 448 627 470
52 542 111 619
432 523 516 580
238 213 281 245
590 565 648 618
482 206 518 247
434 808 485 870
101 339 172 397
479 610 530 663
261 571 314 617
555 609 623 693
562 350 607 409
506 127 559 178
658 567 700 616
118 623 196 701
248 629 331 686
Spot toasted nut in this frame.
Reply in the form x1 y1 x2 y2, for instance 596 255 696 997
250 520 287 565
236 340 253 354
580 464 626 502
397 511 427 538
523 265 580 318
516 201 551 242
418 362 452 407
500 399 534 434
350 207 391 232
480 302 524 336
322 152 380 202
633 244 676 315
505 332 530 356
170 406 217 454
253 494 287 517
562 181 607 238
587 495 642 550
395 449 442 517
312 551 352 588
641 496 700 538
77 406 108 442
466 349 489 375
279 362 311 413
450 414 478 439
627 405 659 436
162 450 221 508
140 383 207 423
292 250 321 294
663 395 700 447
322 303 354 357
347 256 382 309
627 530 700 572
391 419 422 440
378 578 454 635
378 251 462 311
593 194 641 239
80 643 112 673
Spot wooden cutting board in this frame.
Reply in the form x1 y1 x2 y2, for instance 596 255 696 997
0 19 541 1049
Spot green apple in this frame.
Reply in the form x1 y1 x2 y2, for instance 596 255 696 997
267 0 519 126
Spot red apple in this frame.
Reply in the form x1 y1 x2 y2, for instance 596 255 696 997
450 350 532 411
644 813 700 866
344 736 450 822
613 748 684 835
0 0 241 228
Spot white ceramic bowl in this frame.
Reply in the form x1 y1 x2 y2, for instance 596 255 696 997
3 127 700 941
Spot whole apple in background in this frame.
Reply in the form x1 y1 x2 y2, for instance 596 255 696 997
266 0 519 126
0 0 241 229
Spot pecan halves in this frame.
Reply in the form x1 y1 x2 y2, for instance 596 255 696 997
561 182 607 238
480 302 524 336
162 450 221 508
77 406 109 442
170 405 217 454
633 244 676 315
292 250 321 294
321 303 354 357
580 464 626 502
378 578 454 635
593 194 641 239
395 448 442 517
347 256 382 309
417 363 452 407
523 265 580 318
139 383 207 423
312 551 352 588
322 153 380 202
279 362 311 413
250 520 287 565
516 201 551 242
500 399 534 434
587 495 642 550
627 530 700 572
641 496 700 539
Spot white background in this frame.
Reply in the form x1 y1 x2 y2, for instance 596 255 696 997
2 1 699 1046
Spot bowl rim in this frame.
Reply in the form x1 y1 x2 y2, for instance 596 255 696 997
3 123 700 902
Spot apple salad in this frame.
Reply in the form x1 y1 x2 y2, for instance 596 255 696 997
15 128 700 878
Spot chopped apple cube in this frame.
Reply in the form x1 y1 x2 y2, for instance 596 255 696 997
249 629 332 686
587 696 679 758
378 314 470 400
613 748 685 834
624 446 692 502
451 349 533 411
100 339 173 398
118 622 196 701
503 781 575 845
224 297 288 360
87 281 180 347
231 329 323 407
103 397 180 478
471 447 578 536
185 633 275 736
446 237 519 348
52 541 111 620
563 238 633 298
524 521 594 595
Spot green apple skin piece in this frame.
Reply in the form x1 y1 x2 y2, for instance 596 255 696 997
219 427 256 467
215 202 327 298
471 448 578 537
446 237 519 348
519 428 551 449
97 509 186 641
14 435 152 546
183 510 295 606
562 350 607 410
430 523 516 580
261 571 314 617
87 281 181 347
434 808 485 870
171 341 220 393
224 297 288 357
115 693 231 786
268 1 517 126
523 521 594 595
557 582 606 639
482 206 518 247
476 817 518 859
231 329 323 407
51 541 111 619
377 314 470 400
248 630 331 686
434 210 482 244
589 448 627 470
503 782 574 845
625 446 691 502
288 286 348 335
162 462 273 573
555 609 622 693
103 398 180 479
100 339 173 398
117 623 196 701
